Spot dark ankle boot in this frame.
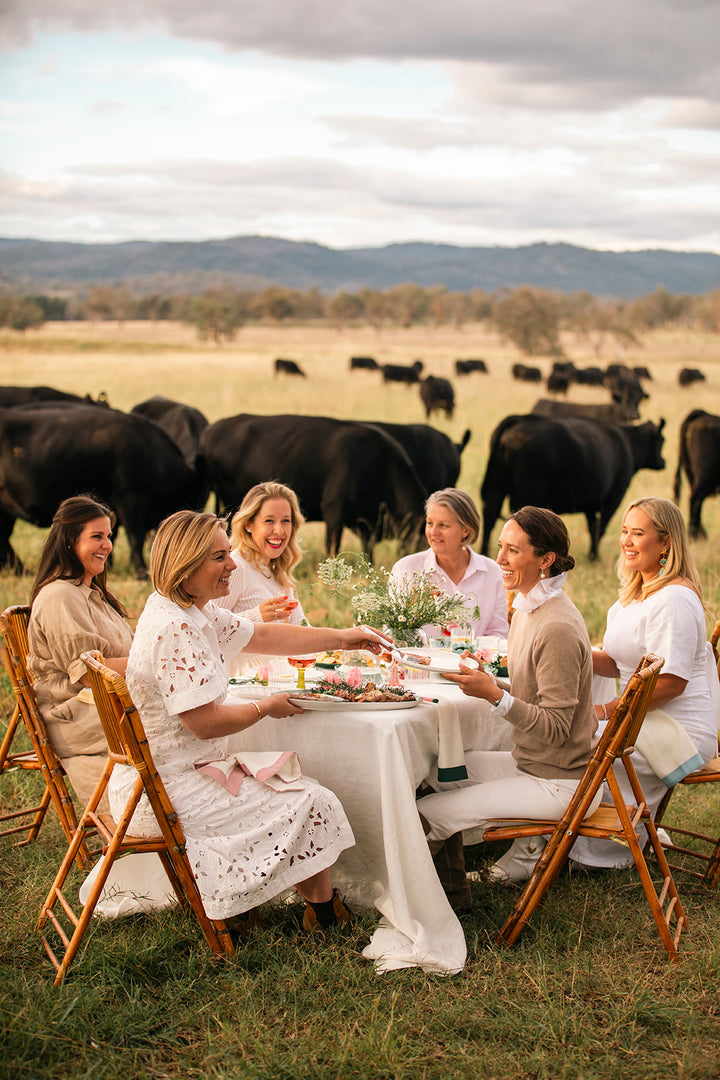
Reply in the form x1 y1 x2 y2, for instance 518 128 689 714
432 832 473 912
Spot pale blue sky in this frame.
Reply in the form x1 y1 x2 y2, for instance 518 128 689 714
1 2 718 251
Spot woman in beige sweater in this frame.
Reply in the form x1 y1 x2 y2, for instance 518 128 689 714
418 506 600 886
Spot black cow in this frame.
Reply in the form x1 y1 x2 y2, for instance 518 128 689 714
131 395 209 467
633 366 653 381
546 370 571 395
0 405 209 576
382 361 423 385
480 414 666 561
200 414 428 557
455 359 488 375
674 409 720 538
512 364 543 383
532 399 636 424
361 422 471 493
420 376 455 419
350 356 379 371
0 385 109 407
678 367 706 387
573 366 606 387
274 358 306 377
605 371 647 419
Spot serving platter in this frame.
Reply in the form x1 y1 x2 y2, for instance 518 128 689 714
395 648 479 675
288 695 420 711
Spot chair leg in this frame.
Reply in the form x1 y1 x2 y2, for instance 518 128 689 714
606 765 685 960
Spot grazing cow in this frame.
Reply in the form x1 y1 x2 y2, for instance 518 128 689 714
199 414 428 557
382 361 423 385
678 367 706 387
0 385 109 407
546 370 571 395
349 356 380 371
455 359 488 375
420 376 455 419
130 395 209 468
362 422 471 493
532 399 636 424
0 405 209 576
480 414 666 561
512 364 543 383
274 358 306 377
673 409 720 538
573 366 606 387
605 371 647 419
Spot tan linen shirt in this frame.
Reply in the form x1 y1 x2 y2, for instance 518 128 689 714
28 578 133 758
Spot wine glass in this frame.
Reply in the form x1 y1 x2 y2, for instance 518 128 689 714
287 654 316 690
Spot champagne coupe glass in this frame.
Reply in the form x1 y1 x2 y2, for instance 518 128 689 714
287 654 316 690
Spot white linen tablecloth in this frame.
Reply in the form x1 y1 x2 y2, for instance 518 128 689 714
226 682 511 975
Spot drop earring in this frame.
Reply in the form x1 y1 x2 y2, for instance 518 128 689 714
539 569 546 579
658 550 668 576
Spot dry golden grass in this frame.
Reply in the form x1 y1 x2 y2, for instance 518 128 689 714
1 318 720 640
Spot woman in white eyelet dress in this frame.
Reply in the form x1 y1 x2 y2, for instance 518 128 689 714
109 510 385 921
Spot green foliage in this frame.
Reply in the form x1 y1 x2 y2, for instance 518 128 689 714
316 553 471 640
0 296 45 331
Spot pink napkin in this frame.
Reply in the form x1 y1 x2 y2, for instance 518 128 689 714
194 750 304 795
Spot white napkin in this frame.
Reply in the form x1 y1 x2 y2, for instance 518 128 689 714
635 709 703 788
194 750 305 794
434 699 467 781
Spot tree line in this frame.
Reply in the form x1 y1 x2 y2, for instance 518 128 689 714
1 283 718 357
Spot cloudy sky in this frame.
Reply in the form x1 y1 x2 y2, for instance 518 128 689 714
1 0 718 252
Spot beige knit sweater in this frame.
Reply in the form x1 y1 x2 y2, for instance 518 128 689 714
505 591 597 780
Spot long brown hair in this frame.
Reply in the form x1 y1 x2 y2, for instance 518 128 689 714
30 494 127 617
229 481 304 591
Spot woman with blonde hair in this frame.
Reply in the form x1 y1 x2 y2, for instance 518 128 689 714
572 495 718 870
113 509 386 931
217 481 308 627
389 488 508 640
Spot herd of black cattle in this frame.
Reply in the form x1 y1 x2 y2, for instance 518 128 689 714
0 372 716 579
277 354 708 425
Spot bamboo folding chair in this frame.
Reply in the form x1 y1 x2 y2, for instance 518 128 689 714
482 654 687 960
0 605 84 859
38 651 234 985
651 619 720 887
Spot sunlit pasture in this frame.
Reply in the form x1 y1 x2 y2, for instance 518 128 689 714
2 319 720 639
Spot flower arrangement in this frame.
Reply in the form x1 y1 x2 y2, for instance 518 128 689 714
476 648 509 679
316 553 476 647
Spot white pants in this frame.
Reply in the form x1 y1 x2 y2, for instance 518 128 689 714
420 751 600 846
571 753 673 869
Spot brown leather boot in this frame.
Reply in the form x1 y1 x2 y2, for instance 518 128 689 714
433 831 473 912
302 888 353 932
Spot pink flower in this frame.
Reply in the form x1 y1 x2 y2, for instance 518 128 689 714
323 670 342 684
346 666 364 687
256 664 269 685
476 648 494 664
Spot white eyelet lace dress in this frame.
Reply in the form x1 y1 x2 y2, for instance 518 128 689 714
109 593 354 919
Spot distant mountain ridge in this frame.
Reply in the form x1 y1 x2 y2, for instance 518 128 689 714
0 235 718 299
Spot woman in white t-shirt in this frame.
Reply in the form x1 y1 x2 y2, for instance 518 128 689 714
572 496 718 870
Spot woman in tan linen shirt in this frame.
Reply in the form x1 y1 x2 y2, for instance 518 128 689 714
28 495 133 807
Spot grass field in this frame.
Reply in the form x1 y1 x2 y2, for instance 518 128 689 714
1 320 720 1079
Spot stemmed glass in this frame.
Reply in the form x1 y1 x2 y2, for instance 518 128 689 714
287 654 316 690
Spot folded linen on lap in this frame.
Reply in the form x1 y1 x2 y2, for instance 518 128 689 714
194 750 305 794
635 710 703 788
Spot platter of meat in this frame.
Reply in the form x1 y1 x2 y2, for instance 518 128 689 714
289 678 419 711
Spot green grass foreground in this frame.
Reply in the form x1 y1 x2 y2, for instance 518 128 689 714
1 792 720 1080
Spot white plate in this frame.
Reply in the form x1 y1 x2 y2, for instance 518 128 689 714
288 695 420 711
395 647 479 674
